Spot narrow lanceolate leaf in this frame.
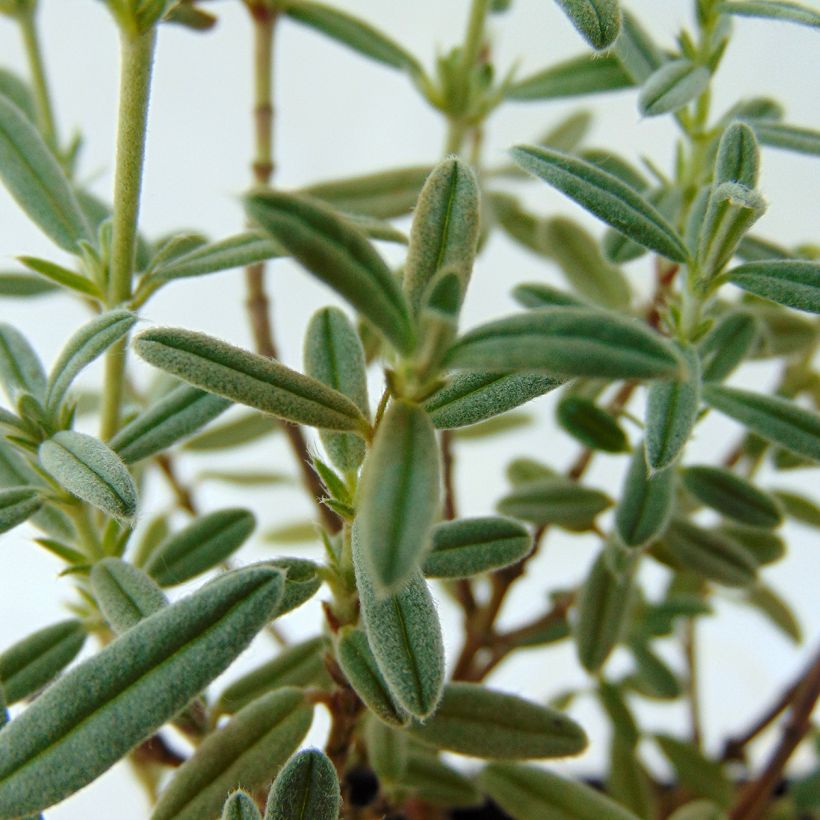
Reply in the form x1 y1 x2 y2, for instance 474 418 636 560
304 307 370 472
614 11 666 83
222 791 262 820
681 466 782 528
746 121 820 157
638 59 711 117
513 282 586 309
245 190 414 354
655 735 732 807
616 443 675 548
0 323 46 403
0 69 36 122
772 489 820 528
143 509 255 587
424 371 563 429
506 53 633 100
408 683 587 759
605 187 681 264
17 255 102 299
353 526 445 719
39 431 138 521
45 310 137 414
0 567 285 817
557 395 629 453
0 619 86 705
446 309 684 381
727 260 820 314
90 559 168 634
645 344 700 471
743 583 802 643
511 145 689 262
554 0 622 49
702 384 820 461
629 643 681 699
0 272 58 298
403 157 480 314
0 487 42 534
183 411 278 452
153 688 313 820
216 636 330 716
716 1 820 30
134 327 370 434
0 95 91 252
480 762 641 820
719 524 785 566
661 518 758 587
264 748 340 820
575 550 634 672
284 1 422 74
422 516 530 579
267 558 322 617
498 476 611 531
699 309 759 382
580 149 650 191
356 400 440 594
715 122 760 188
110 385 231 464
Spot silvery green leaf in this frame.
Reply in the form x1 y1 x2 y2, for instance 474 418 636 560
638 59 711 117
741 583 802 643
604 186 682 264
356 400 440 594
110 384 231 463
613 10 666 83
0 272 58 298
39 431 138 521
397 753 483 807
717 1 820 29
133 327 370 434
264 748 340 820
698 309 759 382
0 486 42 534
581 148 649 191
0 619 86 705
0 68 36 123
424 371 563 429
736 234 791 262
143 509 255 586
422 516 531 579
655 735 732 807
715 122 760 188
304 307 369 472
0 323 47 403
727 260 820 313
17 255 102 299
702 383 820 461
747 120 820 157
554 0 621 50
404 157 480 315
90 558 168 634
0 95 91 252
453 410 533 440
446 308 685 381
221 791 262 820
364 716 408 782
557 395 629 452
182 411 278 451
513 282 587 309
480 762 641 820
0 566 285 817
45 310 137 415
506 53 632 100
245 190 414 353
510 145 689 262
152 688 313 820
266 557 322 617
537 110 594 154
408 682 587 759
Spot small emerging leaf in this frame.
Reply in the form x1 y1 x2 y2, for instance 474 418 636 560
638 59 710 117
554 0 622 50
221 791 262 820
616 443 675 548
0 486 43 535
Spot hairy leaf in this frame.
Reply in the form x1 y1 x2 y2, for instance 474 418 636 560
557 395 629 453
638 59 710 117
506 53 632 100
0 323 46 403
264 748 340 820
90 558 168 634
554 0 622 50
0 486 43 535
727 260 820 313
498 476 611 530
616 443 675 548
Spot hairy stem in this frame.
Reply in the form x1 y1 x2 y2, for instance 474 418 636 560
18 6 58 150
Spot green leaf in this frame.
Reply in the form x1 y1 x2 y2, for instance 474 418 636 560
446 308 685 381
90 558 168 634
667 801 729 820
749 302 817 358
655 734 732 806
513 282 587 309
479 762 641 820
557 395 629 453
110 384 231 464
506 53 633 100
394 753 483 807
628 642 682 699
554 0 621 49
681 465 782 528
0 619 86 705
356 400 440 594
615 443 675 548
424 371 563 429
497 476 611 530
715 122 760 188
197 469 292 487
39 431 138 521
727 260 820 313
698 309 759 382
702 384 820 461
608 737 655 818
598 681 640 747
717 1 820 29
45 310 137 415
408 682 587 759
0 95 91 252
216 636 330 716
153 688 313 820
221 791 262 820
133 327 370 434
264 748 340 820
284 1 422 74
0 323 46 403
17 256 102 299
266 557 322 617
245 190 414 353
262 521 318 544
613 11 666 83
0 68 36 123
742 583 802 643
182 410 278 452
143 509 256 586
0 566 285 816
604 186 681 264
422 516 531 579
0 486 43 534
771 489 820 527
363 716 408 781
304 307 370 472
353 525 445 720
580 149 650 191
450 411 530 439
718 523 785 565
638 59 711 117
746 120 820 157
0 272 58 298
510 145 689 261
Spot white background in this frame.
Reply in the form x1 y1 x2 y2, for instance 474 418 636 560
0 1 818 817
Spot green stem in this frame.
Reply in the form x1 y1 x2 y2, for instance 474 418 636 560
461 0 490 85
18 6 58 151
100 28 157 441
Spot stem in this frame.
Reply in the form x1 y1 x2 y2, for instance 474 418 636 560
18 7 58 150
683 618 703 749
461 0 490 88
100 28 157 441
